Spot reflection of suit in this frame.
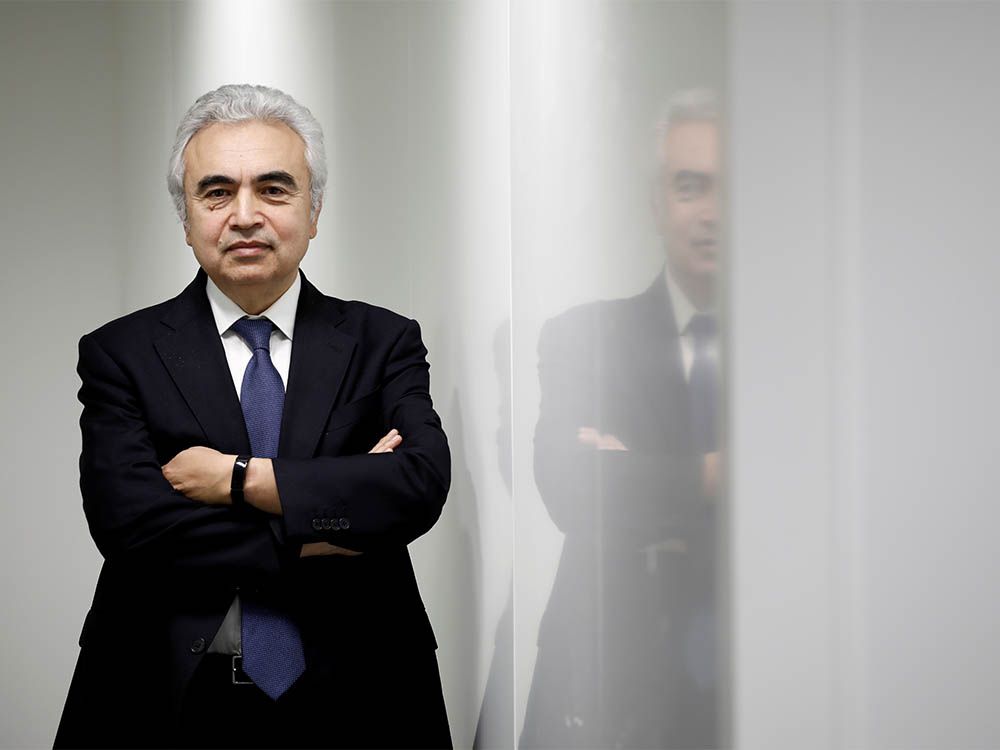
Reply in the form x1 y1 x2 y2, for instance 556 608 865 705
522 270 717 749
55 269 451 748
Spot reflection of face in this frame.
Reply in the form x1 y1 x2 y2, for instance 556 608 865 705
183 120 319 300
660 120 719 292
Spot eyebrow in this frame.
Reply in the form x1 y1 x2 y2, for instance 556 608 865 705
194 171 299 194
673 169 711 181
256 171 298 189
195 174 237 193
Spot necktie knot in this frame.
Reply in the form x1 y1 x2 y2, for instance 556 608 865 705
232 317 274 352
686 313 717 348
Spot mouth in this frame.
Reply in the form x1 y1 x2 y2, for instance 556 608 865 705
225 242 272 257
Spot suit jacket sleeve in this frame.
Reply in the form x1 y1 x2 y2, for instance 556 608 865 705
532 312 702 547
273 318 450 551
78 333 291 588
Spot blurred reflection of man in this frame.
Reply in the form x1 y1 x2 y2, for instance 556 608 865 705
522 89 721 749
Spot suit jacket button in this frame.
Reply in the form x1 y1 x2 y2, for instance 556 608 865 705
339 517 350 530
190 637 206 654
322 518 333 530
311 518 322 531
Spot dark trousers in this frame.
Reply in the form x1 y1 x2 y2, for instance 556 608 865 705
176 651 453 750
177 655 329 749
57 644 452 750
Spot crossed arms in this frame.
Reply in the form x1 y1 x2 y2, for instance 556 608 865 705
160 429 403 557
78 317 449 587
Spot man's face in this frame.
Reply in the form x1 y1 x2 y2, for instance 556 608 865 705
659 119 720 285
183 119 319 296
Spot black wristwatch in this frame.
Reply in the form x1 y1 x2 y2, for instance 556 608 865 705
231 455 251 506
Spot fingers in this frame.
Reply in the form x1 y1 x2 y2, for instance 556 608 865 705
300 542 364 558
598 433 628 451
325 544 363 557
577 426 628 451
369 428 403 454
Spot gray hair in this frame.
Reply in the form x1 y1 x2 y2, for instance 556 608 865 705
655 88 720 170
167 84 327 226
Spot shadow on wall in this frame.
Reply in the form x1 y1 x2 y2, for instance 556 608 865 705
474 320 514 750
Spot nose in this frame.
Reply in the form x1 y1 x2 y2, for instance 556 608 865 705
229 187 263 230
699 190 719 228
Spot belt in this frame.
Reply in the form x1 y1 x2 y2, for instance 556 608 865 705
201 653 256 686
232 655 254 685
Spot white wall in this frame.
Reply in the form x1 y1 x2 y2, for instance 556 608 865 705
855 3 1000 746
729 1 1000 747
729 3 839 745
0 4 120 746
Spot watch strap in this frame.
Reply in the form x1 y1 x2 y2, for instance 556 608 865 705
231 455 251 506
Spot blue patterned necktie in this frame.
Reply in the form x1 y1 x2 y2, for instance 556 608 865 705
231 316 306 700
687 313 718 454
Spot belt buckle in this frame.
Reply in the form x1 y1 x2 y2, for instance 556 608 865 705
232 655 254 686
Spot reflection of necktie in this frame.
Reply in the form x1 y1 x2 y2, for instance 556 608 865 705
683 313 718 700
687 313 718 454
231 317 306 701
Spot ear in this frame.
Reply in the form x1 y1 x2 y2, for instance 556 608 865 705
182 195 193 246
309 198 322 239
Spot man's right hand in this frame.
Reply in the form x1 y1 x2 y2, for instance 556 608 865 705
299 429 403 558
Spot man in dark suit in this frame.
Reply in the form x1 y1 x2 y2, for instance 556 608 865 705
54 84 451 749
521 90 721 749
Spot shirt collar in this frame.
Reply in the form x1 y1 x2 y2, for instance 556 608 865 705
664 265 698 335
205 272 301 341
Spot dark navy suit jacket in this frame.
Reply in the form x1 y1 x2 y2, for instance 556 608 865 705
55 269 451 748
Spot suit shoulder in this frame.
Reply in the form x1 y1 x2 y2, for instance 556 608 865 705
339 299 412 324
80 297 177 350
541 292 643 342
329 297 418 338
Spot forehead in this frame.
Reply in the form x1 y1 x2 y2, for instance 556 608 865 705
663 120 719 172
183 120 308 183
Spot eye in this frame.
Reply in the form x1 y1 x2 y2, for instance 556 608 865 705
206 188 229 199
673 173 709 201
263 185 287 196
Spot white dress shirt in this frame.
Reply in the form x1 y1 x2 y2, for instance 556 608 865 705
205 272 301 394
664 268 717 382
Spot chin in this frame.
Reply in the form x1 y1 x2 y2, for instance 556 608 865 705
689 253 719 275
679 259 717 278
222 262 278 283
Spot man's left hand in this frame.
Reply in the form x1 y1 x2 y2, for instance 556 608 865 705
162 446 234 504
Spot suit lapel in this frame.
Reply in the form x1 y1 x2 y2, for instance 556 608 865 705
279 272 356 459
154 270 251 455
